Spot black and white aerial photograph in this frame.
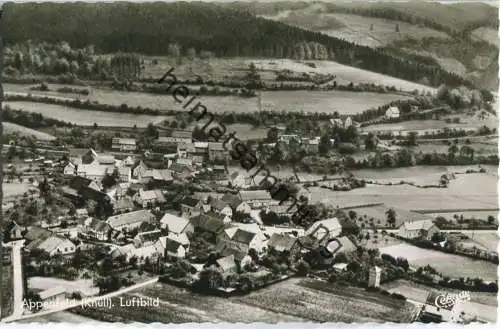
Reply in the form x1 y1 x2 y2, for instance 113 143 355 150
0 0 498 325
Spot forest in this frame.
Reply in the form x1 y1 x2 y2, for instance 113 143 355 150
2 2 474 88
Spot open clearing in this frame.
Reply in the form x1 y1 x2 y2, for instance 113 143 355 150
3 122 57 141
471 27 499 47
381 280 497 323
2 183 33 199
28 277 97 296
379 243 498 281
70 278 416 323
308 171 497 212
459 232 499 253
3 101 169 127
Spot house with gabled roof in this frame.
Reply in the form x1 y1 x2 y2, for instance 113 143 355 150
213 255 238 278
180 196 203 218
84 218 112 241
160 213 194 235
26 235 76 256
190 213 226 241
106 210 156 232
267 233 299 260
132 160 148 179
305 217 342 243
112 138 136 152
210 199 233 221
398 219 439 240
134 189 165 208
4 220 24 241
133 230 163 248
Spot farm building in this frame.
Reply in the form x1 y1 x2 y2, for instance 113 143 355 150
112 138 137 151
385 106 400 119
305 217 342 242
397 219 439 240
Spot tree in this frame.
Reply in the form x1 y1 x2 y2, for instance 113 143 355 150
407 132 418 146
364 132 377 151
197 268 223 290
318 134 333 156
386 208 396 227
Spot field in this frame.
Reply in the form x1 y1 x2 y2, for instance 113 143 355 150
427 211 498 222
5 81 413 115
1 261 14 319
471 27 499 47
3 122 56 141
263 11 449 48
379 243 498 281
460 231 499 253
70 278 417 323
308 170 497 212
347 204 433 228
3 101 169 127
28 277 97 296
381 279 497 323
2 183 33 199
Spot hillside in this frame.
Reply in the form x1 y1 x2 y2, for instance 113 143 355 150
1 2 472 89
239 1 498 90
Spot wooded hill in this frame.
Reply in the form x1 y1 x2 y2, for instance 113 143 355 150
2 2 473 88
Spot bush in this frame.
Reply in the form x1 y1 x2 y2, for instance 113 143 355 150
391 292 407 300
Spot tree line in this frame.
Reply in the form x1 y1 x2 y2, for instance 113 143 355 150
2 2 476 88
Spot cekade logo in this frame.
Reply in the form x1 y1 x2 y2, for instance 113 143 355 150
434 291 471 309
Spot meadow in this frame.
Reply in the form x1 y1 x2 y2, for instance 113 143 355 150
307 171 497 212
69 278 417 323
3 122 56 141
3 101 169 127
379 243 498 282
471 27 499 47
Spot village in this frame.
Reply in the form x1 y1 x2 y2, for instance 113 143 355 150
2 118 498 324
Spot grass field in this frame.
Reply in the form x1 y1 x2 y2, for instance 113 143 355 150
471 27 499 47
2 182 33 199
1 261 14 319
3 122 56 141
3 101 169 127
264 11 449 48
379 243 498 281
308 171 497 212
427 211 498 222
70 278 417 323
460 231 499 253
347 204 433 228
381 279 497 323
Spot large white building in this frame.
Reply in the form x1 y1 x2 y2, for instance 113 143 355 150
385 106 400 119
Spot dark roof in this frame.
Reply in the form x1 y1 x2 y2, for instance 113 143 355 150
231 229 256 245
210 199 230 211
169 163 193 173
338 217 359 229
217 242 247 261
68 176 93 191
181 196 201 208
221 193 242 209
190 213 225 234
165 239 183 253
136 230 162 243
267 233 297 252
25 227 52 242
215 255 237 271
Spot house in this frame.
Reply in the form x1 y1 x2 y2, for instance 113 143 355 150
39 287 67 307
368 266 382 288
140 169 174 185
305 217 342 242
208 142 227 161
112 138 137 152
210 199 233 221
160 213 194 235
75 208 89 220
84 218 111 241
239 190 274 208
180 197 203 218
4 220 24 241
278 134 299 144
115 166 132 183
77 163 114 183
213 255 238 278
133 230 163 248
114 243 165 263
385 106 400 119
344 116 353 128
106 210 156 232
190 213 226 240
165 238 188 259
132 161 148 179
157 130 192 145
112 197 135 214
63 162 77 176
267 233 300 260
397 219 439 240
134 189 165 208
169 162 195 179
325 236 357 255
167 232 190 250
305 137 320 154
26 235 76 256
220 228 264 253
177 143 196 159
